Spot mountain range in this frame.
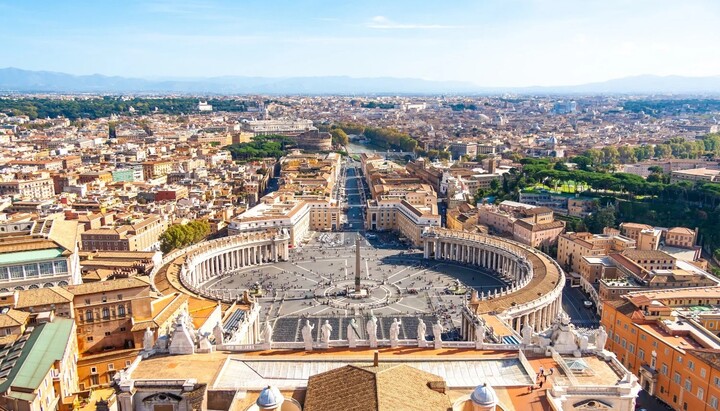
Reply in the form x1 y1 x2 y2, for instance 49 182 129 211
1 67 720 95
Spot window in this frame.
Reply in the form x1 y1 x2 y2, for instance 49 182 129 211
688 360 695 371
101 296 107 303
640 334 646 341
125 360 132 367
698 387 704 400
85 310 93 322
638 349 645 360
102 307 110 320
118 305 126 317
674 372 681 384
86 336 93 342
701 368 707 378
104 332 111 336
117 294 123 300
685 378 692 391
629 344 635 354
710 396 718 410
85 299 91 305
90 367 97 374
714 376 720 387
678 356 683 364
108 364 114 371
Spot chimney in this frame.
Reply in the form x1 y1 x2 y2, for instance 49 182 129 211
373 350 379 367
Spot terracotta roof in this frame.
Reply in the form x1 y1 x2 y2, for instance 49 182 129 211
65 276 151 296
0 308 30 328
304 364 450 411
15 287 74 308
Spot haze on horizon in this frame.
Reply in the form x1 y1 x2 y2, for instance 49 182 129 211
1 0 719 88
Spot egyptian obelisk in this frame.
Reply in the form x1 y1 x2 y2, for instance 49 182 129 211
355 234 362 292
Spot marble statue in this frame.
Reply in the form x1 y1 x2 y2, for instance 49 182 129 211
595 325 608 352
417 320 427 348
302 320 315 351
143 327 154 351
366 316 378 348
521 322 533 345
212 321 224 345
260 320 273 345
347 318 358 347
475 322 486 346
321 320 333 344
432 320 444 349
579 334 589 351
389 318 401 347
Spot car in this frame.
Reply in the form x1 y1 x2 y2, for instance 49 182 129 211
583 300 594 308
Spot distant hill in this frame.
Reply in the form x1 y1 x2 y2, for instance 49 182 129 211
1 67 720 95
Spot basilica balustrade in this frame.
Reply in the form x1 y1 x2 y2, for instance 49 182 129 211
421 227 565 337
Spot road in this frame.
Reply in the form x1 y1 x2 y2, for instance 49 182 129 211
561 286 600 329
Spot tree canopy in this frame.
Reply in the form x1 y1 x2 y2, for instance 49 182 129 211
159 220 211 254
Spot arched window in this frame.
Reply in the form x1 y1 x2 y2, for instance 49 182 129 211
85 310 93 322
118 305 126 317
102 308 110 320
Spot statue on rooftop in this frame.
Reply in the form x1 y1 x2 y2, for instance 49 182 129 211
321 320 333 344
521 322 533 346
432 320 444 349
347 318 359 347
389 318 401 347
417 319 427 348
260 320 273 345
595 325 608 352
366 316 378 348
302 320 315 351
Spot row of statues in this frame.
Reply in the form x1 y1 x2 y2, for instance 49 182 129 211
296 317 446 349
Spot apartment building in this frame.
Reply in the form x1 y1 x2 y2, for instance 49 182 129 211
603 288 720 411
477 201 565 248
80 215 168 251
229 193 339 246
141 160 173 180
0 217 82 292
365 198 440 246
0 173 55 200
0 315 78 411
557 230 636 274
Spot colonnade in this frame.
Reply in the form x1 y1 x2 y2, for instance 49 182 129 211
175 231 290 300
421 227 565 339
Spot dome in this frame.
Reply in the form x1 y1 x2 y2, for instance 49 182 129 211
256 386 284 409
470 383 497 406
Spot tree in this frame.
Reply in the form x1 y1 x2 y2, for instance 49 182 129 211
159 220 211 254
330 128 348 146
584 206 616 233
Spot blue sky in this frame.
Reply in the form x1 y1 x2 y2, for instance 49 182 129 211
1 0 719 86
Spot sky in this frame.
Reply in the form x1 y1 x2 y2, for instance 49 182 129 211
1 0 719 87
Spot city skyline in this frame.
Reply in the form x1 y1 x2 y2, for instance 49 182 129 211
1 0 720 87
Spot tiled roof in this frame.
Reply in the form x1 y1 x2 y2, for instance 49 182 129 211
304 364 450 411
15 287 74 308
65 276 151 296
0 308 30 328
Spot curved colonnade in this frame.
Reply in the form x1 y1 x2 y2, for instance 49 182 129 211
175 230 290 302
421 228 565 338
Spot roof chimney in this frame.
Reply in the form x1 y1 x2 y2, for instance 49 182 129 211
373 350 379 367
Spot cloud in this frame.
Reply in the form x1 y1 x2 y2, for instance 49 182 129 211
366 15 462 30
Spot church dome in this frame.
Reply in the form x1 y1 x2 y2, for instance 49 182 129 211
256 386 284 409
470 383 497 406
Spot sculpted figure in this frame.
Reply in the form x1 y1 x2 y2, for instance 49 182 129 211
347 318 358 346
595 325 608 352
366 316 378 347
302 320 315 350
321 320 333 344
417 320 427 347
